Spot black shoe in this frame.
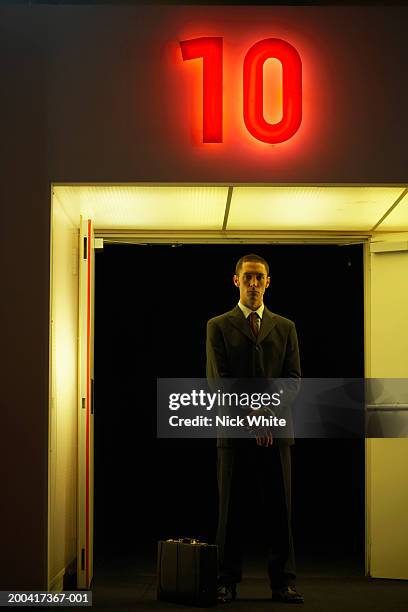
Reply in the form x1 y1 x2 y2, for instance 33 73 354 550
217 583 237 603
271 585 304 604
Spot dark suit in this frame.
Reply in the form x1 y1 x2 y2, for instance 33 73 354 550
206 304 301 589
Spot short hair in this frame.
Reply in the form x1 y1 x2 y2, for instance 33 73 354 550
235 254 270 276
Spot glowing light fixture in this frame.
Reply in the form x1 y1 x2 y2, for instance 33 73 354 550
52 185 408 234
53 185 229 230
375 191 408 231
227 186 406 230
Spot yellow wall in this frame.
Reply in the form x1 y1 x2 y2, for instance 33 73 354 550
366 234 408 579
48 195 79 589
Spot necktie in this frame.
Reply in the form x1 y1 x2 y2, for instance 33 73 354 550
248 312 259 338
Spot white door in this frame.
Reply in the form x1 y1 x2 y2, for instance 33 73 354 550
365 236 408 579
77 217 95 588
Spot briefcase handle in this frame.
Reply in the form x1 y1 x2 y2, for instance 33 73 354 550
166 537 207 545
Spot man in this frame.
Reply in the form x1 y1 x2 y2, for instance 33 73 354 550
206 253 303 604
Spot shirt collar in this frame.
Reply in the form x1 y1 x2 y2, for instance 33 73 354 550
238 301 265 319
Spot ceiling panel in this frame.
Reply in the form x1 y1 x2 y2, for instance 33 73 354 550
53 185 229 229
375 191 408 231
227 186 406 231
53 184 408 234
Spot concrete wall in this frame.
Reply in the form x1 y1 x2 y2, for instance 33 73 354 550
0 8 49 590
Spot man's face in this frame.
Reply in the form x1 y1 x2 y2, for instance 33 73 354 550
233 261 270 310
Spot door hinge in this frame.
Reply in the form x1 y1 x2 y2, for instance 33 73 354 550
81 548 85 571
83 237 88 260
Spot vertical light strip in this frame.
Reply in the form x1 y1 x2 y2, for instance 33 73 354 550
86 219 91 587
363 242 372 577
222 186 234 230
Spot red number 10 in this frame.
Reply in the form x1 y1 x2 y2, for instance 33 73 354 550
180 37 302 144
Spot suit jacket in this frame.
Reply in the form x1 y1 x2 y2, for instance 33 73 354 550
206 304 301 446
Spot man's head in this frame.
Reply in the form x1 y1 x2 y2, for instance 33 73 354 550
233 254 270 310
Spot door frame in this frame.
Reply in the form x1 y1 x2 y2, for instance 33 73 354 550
51 182 407 589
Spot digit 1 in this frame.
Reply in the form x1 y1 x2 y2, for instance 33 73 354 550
243 38 302 144
180 37 223 143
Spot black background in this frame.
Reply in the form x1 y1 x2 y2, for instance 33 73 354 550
93 243 365 568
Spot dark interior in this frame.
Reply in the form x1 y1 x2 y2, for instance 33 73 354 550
93 243 365 579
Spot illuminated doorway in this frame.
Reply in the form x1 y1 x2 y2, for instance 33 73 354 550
48 183 408 589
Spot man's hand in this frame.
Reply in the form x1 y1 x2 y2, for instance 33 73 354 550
255 428 273 446
245 409 274 446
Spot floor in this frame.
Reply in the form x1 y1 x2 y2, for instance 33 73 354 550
74 549 408 612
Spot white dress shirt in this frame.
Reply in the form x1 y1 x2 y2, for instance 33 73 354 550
238 301 264 333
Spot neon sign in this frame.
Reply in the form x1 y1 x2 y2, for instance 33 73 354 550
180 37 302 144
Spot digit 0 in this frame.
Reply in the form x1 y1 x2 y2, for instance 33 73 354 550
243 38 302 144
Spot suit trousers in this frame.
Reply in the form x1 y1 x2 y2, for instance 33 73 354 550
216 440 296 589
